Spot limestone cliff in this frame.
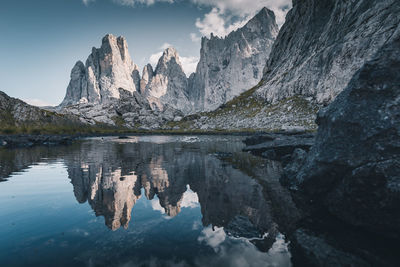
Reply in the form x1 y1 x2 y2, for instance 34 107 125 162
61 34 140 106
188 7 278 111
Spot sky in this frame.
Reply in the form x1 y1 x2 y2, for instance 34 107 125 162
0 0 291 106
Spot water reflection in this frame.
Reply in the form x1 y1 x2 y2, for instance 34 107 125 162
0 136 298 266
63 137 295 240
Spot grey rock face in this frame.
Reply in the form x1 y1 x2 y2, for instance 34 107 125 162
188 7 278 111
143 47 191 114
139 64 154 95
62 61 87 106
61 34 140 106
292 31 400 238
257 0 400 104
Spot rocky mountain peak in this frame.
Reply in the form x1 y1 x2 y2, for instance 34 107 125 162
245 7 278 38
155 47 183 74
140 64 154 94
61 34 139 106
187 7 279 112
116 36 129 61
162 47 179 60
143 46 191 113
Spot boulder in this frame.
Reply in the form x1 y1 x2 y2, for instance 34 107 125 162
292 31 400 238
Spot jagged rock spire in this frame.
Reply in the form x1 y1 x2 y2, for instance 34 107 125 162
143 47 192 113
61 34 140 106
187 7 278 112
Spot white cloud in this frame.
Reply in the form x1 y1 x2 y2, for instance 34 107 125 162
82 0 96 6
179 56 199 76
160 42 172 50
192 0 291 26
198 226 226 251
150 198 165 214
193 0 292 37
195 8 249 38
149 51 163 67
83 0 174 6
83 0 291 38
190 33 202 43
181 185 200 208
23 98 56 107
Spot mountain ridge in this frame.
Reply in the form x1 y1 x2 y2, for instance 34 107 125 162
60 7 279 117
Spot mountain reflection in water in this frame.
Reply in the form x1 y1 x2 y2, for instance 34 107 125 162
66 136 297 234
0 136 298 267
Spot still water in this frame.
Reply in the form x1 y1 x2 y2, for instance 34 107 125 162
0 136 296 267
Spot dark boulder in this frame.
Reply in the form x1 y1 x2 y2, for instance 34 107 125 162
242 134 276 146
290 229 370 267
281 148 308 187
290 31 400 238
243 133 315 161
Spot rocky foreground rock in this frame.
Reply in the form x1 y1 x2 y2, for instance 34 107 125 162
239 17 400 265
285 29 400 238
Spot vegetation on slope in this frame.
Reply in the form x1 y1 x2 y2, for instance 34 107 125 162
166 81 320 132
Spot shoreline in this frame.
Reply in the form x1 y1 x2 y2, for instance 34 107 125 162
0 129 316 149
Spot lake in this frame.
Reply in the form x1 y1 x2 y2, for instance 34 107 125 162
0 136 297 267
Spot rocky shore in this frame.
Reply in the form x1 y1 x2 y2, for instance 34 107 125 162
0 134 77 148
243 30 400 266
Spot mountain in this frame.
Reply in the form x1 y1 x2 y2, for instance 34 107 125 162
58 35 184 129
61 34 140 106
0 91 83 131
141 47 192 114
172 0 400 132
188 7 278 112
58 8 280 126
257 0 400 104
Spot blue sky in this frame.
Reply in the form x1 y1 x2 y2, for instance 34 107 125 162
0 0 291 106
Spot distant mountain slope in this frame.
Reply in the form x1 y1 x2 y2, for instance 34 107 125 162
165 83 319 132
0 91 83 129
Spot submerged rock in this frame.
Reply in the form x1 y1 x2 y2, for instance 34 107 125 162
243 133 315 161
